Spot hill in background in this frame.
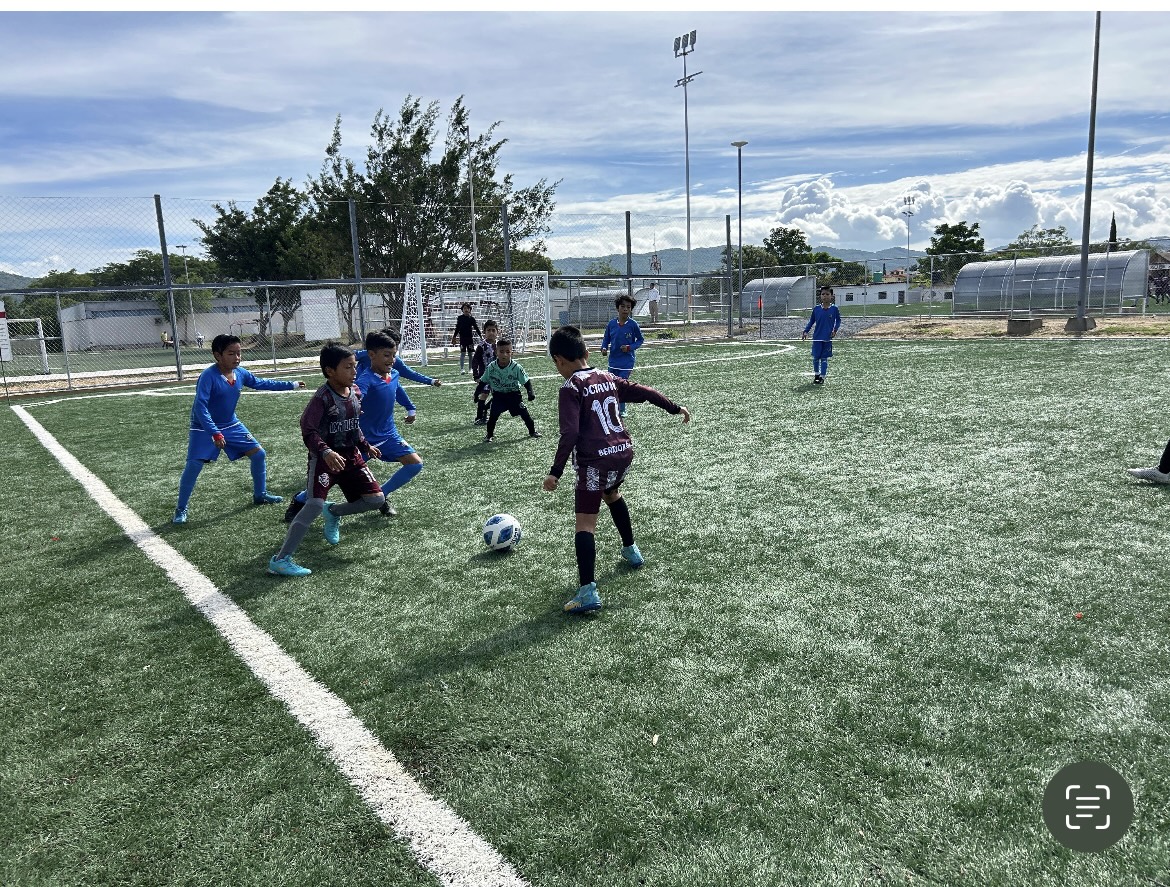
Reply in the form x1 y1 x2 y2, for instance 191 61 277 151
551 245 925 277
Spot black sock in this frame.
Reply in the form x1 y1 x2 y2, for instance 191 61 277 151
1160 439 1170 474
608 497 635 547
575 531 596 587
521 409 535 434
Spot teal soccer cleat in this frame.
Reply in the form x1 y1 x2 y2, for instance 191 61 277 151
254 491 284 505
563 582 602 614
621 544 644 567
268 555 311 577
323 504 341 545
172 509 188 525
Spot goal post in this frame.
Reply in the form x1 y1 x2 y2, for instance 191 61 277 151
401 272 551 366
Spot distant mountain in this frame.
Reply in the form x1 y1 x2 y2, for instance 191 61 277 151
550 245 924 277
0 271 33 295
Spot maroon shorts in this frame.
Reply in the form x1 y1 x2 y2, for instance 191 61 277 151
307 450 381 502
574 452 634 515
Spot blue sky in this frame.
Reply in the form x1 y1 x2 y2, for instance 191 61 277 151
2 9 1168 276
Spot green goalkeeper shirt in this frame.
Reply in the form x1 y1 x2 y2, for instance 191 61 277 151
481 359 530 393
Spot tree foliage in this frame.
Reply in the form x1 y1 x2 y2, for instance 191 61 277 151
1003 224 1074 256
762 226 813 266
925 221 985 282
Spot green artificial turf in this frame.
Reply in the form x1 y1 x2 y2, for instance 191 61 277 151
3 339 1169 886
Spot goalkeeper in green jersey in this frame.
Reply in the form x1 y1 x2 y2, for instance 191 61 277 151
478 339 540 442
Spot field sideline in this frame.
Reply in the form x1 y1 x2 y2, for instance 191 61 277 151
2 339 1169 886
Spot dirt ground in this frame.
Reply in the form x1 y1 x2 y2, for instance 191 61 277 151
850 315 1170 339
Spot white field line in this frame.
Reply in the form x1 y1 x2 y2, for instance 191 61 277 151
10 403 529 887
21 344 796 405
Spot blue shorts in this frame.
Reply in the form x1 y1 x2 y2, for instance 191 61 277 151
608 367 633 380
811 340 834 360
368 433 415 462
187 423 259 462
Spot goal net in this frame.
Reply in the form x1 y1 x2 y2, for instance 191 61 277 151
400 272 551 366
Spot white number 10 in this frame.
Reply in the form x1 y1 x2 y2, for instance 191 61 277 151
591 396 624 434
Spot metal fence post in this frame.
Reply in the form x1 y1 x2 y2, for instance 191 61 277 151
625 211 634 304
348 198 367 341
154 194 183 380
266 286 277 367
725 214 733 338
502 203 512 272
56 291 73 390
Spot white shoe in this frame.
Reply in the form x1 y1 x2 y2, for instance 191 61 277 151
1127 467 1170 484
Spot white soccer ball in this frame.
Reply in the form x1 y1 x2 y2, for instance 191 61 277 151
483 513 522 551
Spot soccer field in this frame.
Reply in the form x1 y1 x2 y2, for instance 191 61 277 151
3 339 1169 886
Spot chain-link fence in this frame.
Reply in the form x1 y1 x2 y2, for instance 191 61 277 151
1 194 1166 395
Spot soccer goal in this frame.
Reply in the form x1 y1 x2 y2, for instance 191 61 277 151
401 272 551 366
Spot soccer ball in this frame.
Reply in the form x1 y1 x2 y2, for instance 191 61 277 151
483 513 522 551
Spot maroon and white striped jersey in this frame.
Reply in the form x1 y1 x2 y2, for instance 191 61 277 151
549 366 681 479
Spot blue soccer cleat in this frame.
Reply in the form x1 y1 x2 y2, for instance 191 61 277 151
172 509 188 525
268 555 311 577
621 543 644 568
323 504 341 545
563 582 602 614
254 491 284 505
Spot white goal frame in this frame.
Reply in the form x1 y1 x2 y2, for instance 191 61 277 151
401 272 551 366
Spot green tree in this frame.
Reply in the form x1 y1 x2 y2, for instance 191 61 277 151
762 226 813 267
28 269 96 291
585 258 622 278
196 179 339 340
88 249 217 337
1003 224 1074 257
925 221 985 283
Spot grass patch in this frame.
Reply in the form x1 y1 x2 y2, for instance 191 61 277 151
4 340 1170 885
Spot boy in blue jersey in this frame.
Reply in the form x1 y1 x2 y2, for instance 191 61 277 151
173 333 305 524
600 295 645 417
268 344 384 577
284 328 441 522
802 286 843 385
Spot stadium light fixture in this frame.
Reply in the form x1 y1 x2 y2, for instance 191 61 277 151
731 141 748 321
901 196 916 287
675 29 702 320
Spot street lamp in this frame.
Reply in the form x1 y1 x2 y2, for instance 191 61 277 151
176 243 196 344
731 141 748 327
674 29 701 320
466 125 479 273
901 196 915 290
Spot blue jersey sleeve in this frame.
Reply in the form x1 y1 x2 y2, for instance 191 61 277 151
629 321 644 351
191 369 220 434
354 349 371 372
832 306 842 333
239 367 295 392
601 320 614 351
394 356 433 386
803 310 816 334
395 382 416 413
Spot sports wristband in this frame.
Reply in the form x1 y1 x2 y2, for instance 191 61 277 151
212 433 225 443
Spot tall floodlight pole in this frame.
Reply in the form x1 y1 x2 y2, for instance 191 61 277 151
675 30 701 321
466 124 479 273
1073 11 1102 330
901 196 916 289
731 141 747 324
176 243 194 342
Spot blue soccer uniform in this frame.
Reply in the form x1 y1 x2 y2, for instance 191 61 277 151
600 316 644 415
174 363 298 522
802 303 842 383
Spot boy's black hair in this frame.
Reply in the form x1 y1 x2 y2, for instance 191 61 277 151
819 285 834 294
549 325 587 361
378 327 403 344
211 334 240 355
365 330 398 351
614 294 636 309
319 343 354 376
482 318 498 330
496 338 513 351
460 302 473 311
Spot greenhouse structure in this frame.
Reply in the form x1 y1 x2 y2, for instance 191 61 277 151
952 249 1150 314
739 276 817 319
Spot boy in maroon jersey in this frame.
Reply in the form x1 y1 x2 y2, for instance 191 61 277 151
267 344 384 577
543 325 690 613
